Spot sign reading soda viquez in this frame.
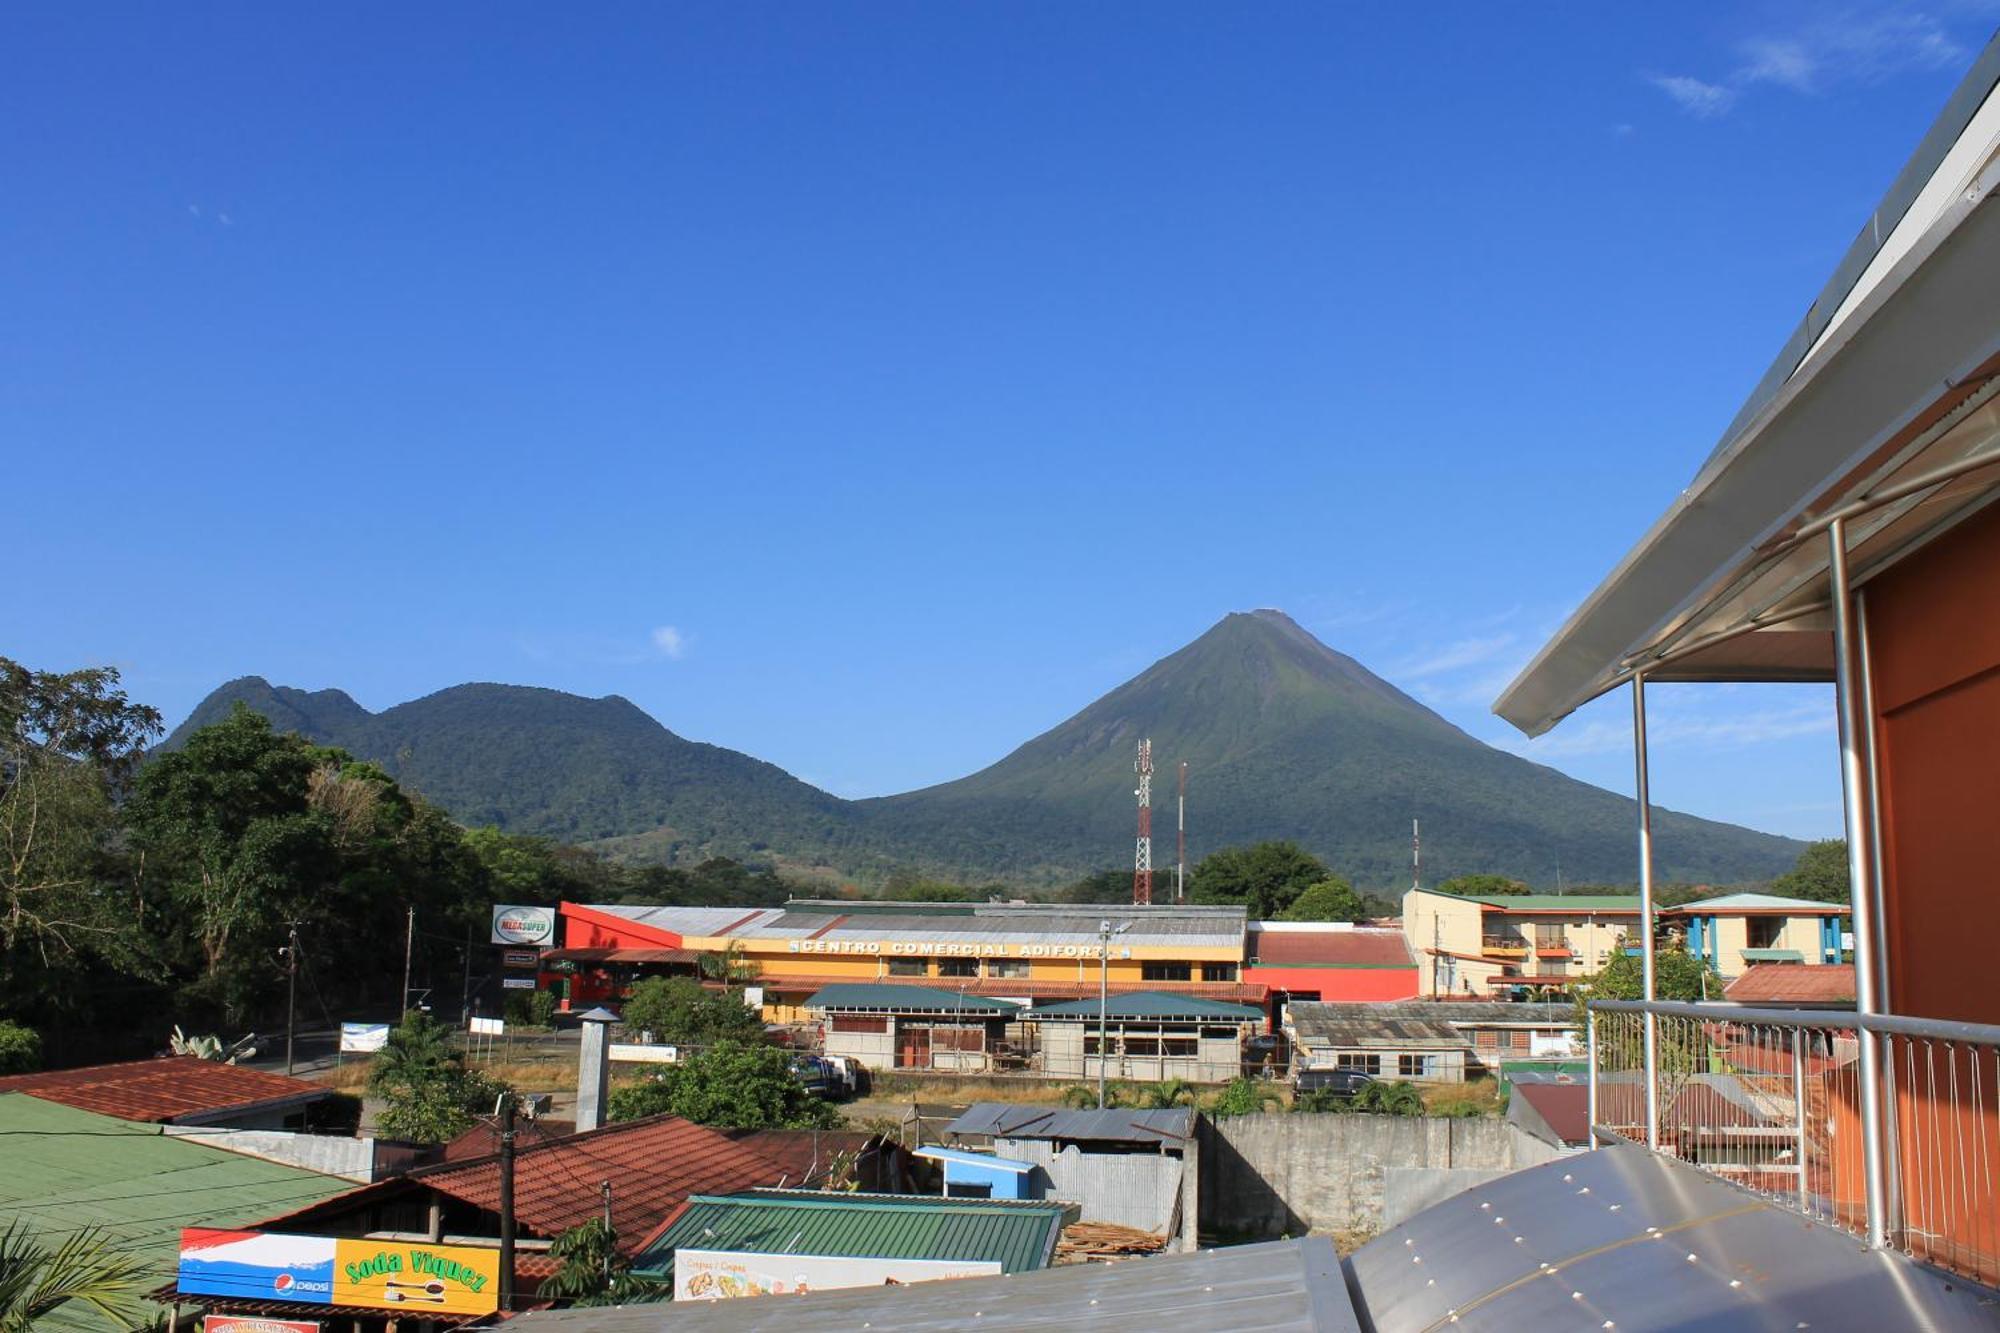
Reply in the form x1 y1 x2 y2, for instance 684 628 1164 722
177 1230 499 1316
490 905 556 945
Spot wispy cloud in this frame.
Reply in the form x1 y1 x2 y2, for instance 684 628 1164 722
650 626 687 661
1395 633 1517 681
1491 701 1833 759
1648 5 1969 118
1648 74 1737 118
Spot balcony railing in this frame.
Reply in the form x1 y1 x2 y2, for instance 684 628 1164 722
1588 997 2000 1287
1480 937 1528 956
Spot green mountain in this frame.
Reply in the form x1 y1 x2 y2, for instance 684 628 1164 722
862 610 1801 886
165 611 1803 888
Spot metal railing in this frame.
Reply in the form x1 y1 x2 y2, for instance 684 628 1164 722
1589 998 2000 1287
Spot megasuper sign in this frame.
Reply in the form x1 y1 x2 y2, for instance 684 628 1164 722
490 905 556 946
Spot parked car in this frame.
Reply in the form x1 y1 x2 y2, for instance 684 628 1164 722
1294 1066 1376 1098
789 1055 838 1099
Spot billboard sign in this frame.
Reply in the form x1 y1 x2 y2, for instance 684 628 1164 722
338 1023 389 1054
673 1249 1001 1301
203 1319 320 1333
490 906 556 946
178 1230 500 1316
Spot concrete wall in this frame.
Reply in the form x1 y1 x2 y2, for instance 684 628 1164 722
1001 1139 1184 1235
1198 1113 1561 1239
162 1127 381 1182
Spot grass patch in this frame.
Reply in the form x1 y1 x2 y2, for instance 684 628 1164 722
1420 1077 1505 1118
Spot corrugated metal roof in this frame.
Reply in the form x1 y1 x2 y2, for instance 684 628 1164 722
1666 893 1848 914
0 1094 350 1332
1285 1001 1575 1050
505 1235 1354 1331
633 1190 1070 1279
1464 894 1640 912
804 984 1019 1014
1247 926 1414 968
1723 963 1857 1005
944 1103 1195 1146
582 901 1248 952
1028 991 1262 1021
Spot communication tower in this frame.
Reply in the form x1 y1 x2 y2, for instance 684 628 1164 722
1133 738 1153 905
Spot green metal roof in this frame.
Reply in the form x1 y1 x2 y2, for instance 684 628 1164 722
1741 948 1808 962
1028 990 1263 1021
0 1093 351 1332
1469 894 1641 912
805 983 1019 1013
633 1190 1070 1279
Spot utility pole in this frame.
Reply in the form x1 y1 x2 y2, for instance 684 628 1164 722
1176 761 1188 903
601 1181 614 1281
401 906 415 1017
1412 818 1422 892
460 922 474 1026
1097 920 1111 1109
498 1093 517 1312
282 923 300 1077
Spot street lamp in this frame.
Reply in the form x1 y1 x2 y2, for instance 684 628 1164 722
1098 919 1132 1109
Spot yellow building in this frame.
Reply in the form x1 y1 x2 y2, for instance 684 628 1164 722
552 899 1258 1024
1401 886 1640 998
1662 893 1847 979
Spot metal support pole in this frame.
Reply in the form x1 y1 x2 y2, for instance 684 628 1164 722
1829 518 1889 1249
283 923 299 1077
1791 1026 1810 1214
401 906 415 1016
1097 922 1110 1110
1857 590 1902 1236
1632 673 1660 1151
1585 1007 1599 1152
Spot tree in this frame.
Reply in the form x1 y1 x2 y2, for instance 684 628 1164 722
1277 877 1366 923
1209 1076 1283 1117
607 1041 836 1130
368 1010 506 1143
1432 874 1529 898
537 1218 664 1307
0 1221 146 1333
880 873 976 902
1767 839 1849 904
0 660 162 1023
1190 842 1330 918
1579 940 1717 1004
0 1023 38 1075
617 977 761 1048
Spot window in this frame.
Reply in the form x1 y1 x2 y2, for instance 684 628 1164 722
1336 1053 1382 1075
1125 1036 1160 1056
831 1015 888 1034
887 958 928 977
986 958 1030 979
1143 962 1192 982
1747 916 1784 950
1161 1037 1198 1058
1473 1028 1501 1049
936 958 979 978
1399 1054 1439 1078
1202 962 1238 982
929 1026 985 1051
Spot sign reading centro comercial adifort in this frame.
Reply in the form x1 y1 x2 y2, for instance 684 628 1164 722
178 1229 500 1316
490 905 556 946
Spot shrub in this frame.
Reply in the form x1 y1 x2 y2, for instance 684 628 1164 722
0 1022 41 1074
1210 1076 1278 1117
503 989 558 1028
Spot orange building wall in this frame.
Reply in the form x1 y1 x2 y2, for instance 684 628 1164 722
1865 499 2000 1025
1243 964 1419 1003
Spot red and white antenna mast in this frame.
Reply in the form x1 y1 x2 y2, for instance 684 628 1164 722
1412 818 1422 892
1133 738 1153 905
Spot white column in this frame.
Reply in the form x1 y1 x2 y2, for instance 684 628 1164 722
1632 673 1660 1151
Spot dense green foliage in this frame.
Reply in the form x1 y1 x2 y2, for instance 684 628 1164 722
1578 942 1719 1004
169 611 1803 890
504 988 560 1028
1767 839 1850 903
1432 874 1529 897
0 1023 40 1075
1192 842 1331 918
606 1041 837 1130
617 978 762 1047
367 1010 508 1144
1295 1080 1426 1115
1276 876 1366 922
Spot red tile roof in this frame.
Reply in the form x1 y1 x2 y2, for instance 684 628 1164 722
1723 963 1857 1005
1513 1082 1590 1147
0 1057 329 1124
262 1114 791 1247
722 1129 880 1189
1248 927 1413 968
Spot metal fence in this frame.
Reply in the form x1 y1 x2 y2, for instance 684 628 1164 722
1588 998 2000 1287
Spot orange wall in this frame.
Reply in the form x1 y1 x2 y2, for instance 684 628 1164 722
1866 500 2000 1025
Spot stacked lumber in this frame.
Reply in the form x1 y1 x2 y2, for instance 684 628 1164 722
1056 1221 1169 1262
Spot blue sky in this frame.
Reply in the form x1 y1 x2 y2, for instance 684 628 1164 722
7 3 1994 841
